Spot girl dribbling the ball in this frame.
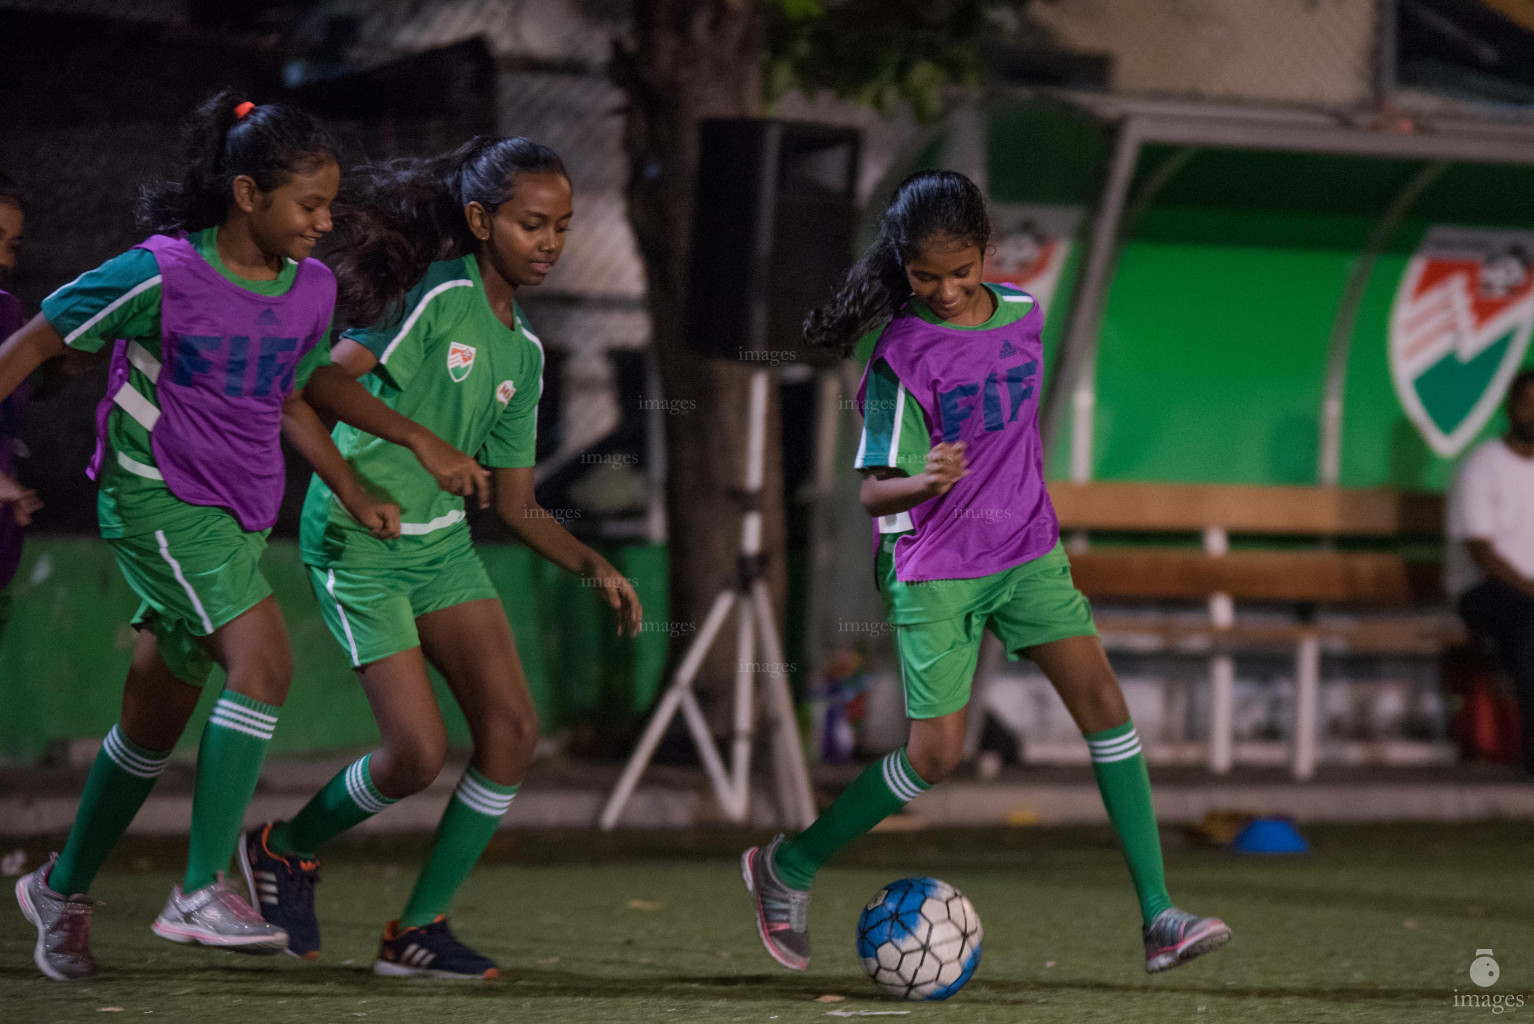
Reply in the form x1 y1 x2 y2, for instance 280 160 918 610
742 170 1231 975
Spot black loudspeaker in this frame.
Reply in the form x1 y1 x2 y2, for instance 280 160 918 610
683 119 860 368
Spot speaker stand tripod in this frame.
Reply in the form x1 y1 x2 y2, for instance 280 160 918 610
599 370 818 831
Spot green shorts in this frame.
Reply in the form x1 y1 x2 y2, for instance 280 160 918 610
890 541 1097 719
308 542 500 667
108 508 273 686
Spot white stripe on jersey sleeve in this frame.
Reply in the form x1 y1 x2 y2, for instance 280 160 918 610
378 279 474 366
62 276 162 348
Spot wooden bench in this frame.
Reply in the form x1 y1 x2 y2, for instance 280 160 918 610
1046 482 1462 778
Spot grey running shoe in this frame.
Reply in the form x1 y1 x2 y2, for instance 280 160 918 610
15 853 96 981
1144 907 1231 972
741 835 811 970
151 874 288 953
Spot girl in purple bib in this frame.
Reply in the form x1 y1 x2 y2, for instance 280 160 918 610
741 172 1230 978
0 94 482 981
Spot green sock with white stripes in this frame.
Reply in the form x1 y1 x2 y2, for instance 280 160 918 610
772 747 931 891
1087 721 1173 926
183 691 280 893
398 768 518 928
49 724 172 896
269 754 398 858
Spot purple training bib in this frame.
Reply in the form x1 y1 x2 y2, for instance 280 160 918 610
89 234 335 531
856 290 1059 582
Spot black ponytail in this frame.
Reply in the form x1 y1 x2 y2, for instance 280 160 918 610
136 90 339 236
804 170 992 358
329 135 567 331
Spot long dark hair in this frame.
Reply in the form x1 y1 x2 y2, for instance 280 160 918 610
0 171 23 214
137 90 340 236
328 135 568 330
1511 367 1534 406
804 170 991 358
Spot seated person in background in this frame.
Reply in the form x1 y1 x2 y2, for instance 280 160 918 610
1448 368 1534 772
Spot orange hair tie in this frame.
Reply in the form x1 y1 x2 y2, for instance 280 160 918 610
234 101 255 120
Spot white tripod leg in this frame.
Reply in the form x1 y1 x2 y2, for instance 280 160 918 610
599 590 738 829
752 579 818 828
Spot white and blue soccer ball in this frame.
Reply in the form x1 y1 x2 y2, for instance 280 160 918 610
855 877 982 1001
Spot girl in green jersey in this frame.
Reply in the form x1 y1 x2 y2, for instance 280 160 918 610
243 136 643 978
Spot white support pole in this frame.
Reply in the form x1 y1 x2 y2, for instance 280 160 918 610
744 371 769 500
728 590 758 820
1208 654 1236 775
1292 630 1322 780
1204 526 1235 775
1043 118 1143 470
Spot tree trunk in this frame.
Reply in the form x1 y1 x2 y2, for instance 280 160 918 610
612 0 790 733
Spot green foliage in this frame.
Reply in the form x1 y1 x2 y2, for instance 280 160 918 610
766 0 1013 120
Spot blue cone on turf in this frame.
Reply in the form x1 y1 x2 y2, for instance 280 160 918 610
1229 817 1309 854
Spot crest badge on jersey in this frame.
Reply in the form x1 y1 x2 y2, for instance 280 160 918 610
447 342 477 383
496 380 516 405
1390 226 1534 458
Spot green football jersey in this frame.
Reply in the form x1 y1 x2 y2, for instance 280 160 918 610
300 254 544 569
852 283 1040 622
41 227 330 538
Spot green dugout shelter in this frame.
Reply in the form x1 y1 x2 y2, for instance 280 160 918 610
981 92 1534 489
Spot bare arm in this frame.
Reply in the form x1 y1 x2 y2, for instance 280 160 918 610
281 391 400 540
859 441 968 518
493 466 642 637
0 314 64 404
0 315 65 521
1467 538 1534 598
306 339 492 508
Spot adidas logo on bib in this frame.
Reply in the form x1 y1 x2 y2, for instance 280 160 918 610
998 338 1020 359
256 307 280 326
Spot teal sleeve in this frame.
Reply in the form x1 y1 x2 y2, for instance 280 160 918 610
41 249 163 353
481 345 544 469
855 359 929 475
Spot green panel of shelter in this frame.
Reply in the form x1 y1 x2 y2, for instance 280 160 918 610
982 108 1534 488
1088 206 1364 483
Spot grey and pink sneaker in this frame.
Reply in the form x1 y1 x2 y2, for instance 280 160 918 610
1143 907 1231 972
152 874 287 953
15 853 96 981
741 835 810 971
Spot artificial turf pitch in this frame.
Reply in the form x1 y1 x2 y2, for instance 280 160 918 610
3 823 1530 1023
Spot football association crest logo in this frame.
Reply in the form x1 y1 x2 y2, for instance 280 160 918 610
447 342 477 383
984 204 1081 314
1390 227 1534 458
